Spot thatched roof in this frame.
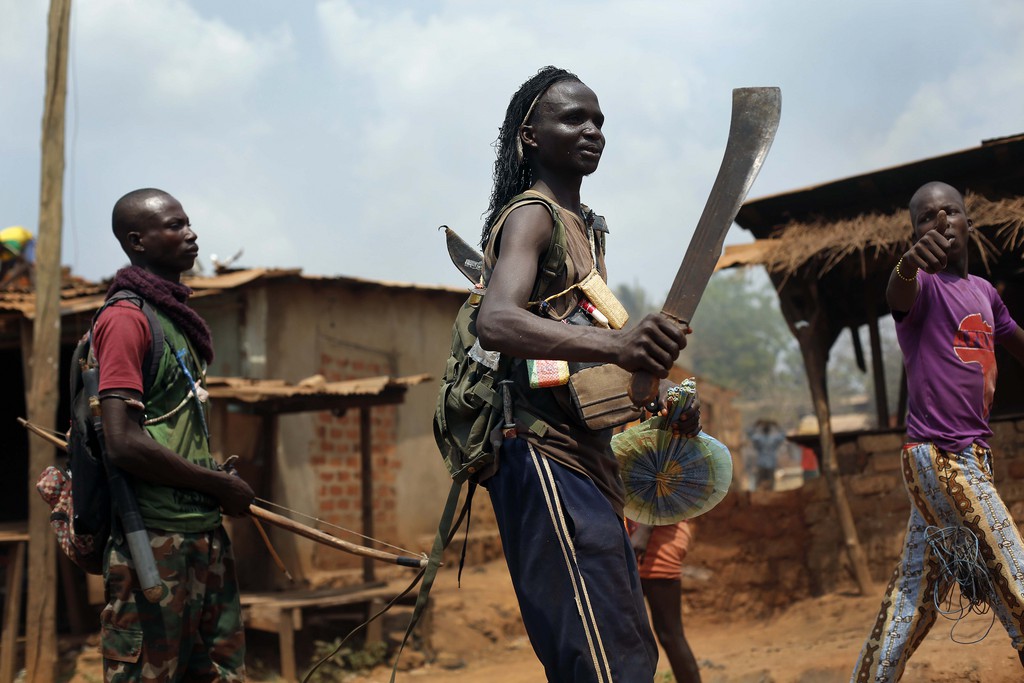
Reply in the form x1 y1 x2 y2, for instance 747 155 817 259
725 193 1024 280
736 134 1024 238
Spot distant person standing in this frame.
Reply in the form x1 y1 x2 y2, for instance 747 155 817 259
0 225 36 289
748 419 785 491
628 520 702 682
800 444 819 482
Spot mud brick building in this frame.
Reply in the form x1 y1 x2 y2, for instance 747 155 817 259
702 133 1024 603
0 269 468 592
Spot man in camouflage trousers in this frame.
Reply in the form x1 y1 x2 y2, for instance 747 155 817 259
103 533 243 679
96 189 254 681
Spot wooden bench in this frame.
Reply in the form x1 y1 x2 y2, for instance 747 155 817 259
241 583 430 682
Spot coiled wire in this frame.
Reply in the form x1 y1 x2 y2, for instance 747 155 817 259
925 524 997 644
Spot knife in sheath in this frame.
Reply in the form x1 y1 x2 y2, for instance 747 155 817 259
442 225 485 284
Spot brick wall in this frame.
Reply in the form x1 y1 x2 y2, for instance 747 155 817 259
683 416 1024 615
683 488 812 617
309 351 399 571
808 419 1024 594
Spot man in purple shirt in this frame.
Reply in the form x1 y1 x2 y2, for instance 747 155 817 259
851 181 1024 682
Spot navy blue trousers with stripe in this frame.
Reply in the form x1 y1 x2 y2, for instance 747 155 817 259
485 437 658 682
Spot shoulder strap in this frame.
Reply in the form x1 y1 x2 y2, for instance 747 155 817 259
494 191 568 301
305 479 474 683
91 290 165 397
536 204 567 299
388 479 473 682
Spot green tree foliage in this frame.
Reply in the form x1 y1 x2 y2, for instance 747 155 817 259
687 270 794 396
615 270 898 429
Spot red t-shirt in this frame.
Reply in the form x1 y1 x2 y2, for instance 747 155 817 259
92 302 153 393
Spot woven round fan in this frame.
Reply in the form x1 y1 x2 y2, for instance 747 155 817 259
612 419 733 525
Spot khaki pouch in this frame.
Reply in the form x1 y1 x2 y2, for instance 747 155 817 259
567 363 641 430
577 270 629 330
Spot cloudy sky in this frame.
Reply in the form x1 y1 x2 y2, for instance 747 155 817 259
2 0 1022 299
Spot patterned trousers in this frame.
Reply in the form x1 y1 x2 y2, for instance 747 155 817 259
101 526 246 682
851 442 1024 682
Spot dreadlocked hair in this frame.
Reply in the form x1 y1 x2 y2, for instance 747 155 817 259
480 66 581 248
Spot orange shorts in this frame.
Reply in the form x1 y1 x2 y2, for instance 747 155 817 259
628 520 693 580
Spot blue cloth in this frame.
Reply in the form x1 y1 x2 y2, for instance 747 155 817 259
749 427 785 469
485 438 658 682
21 238 35 265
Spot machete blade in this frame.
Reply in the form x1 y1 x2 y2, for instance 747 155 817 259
442 225 485 284
630 86 781 405
663 86 781 324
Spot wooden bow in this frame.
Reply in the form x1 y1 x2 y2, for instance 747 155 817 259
19 418 428 569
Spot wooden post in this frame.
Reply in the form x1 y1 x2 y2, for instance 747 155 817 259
849 326 866 372
360 407 375 584
799 332 874 594
1 538 28 683
25 1 71 680
277 609 297 683
777 278 874 595
865 295 890 427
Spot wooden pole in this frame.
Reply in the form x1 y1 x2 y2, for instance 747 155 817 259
777 278 874 595
0 539 27 683
865 296 890 427
360 406 375 583
799 331 874 594
248 505 426 568
26 1 72 680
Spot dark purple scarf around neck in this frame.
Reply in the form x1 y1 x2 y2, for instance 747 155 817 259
107 266 214 363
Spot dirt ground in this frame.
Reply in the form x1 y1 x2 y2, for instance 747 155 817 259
55 558 1024 682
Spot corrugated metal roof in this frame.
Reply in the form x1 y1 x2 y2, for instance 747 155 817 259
205 373 433 413
206 373 431 401
0 268 467 319
188 268 467 295
188 268 301 290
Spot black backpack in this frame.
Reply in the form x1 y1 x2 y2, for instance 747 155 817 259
62 290 164 573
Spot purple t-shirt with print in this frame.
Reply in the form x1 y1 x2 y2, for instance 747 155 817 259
895 271 1018 452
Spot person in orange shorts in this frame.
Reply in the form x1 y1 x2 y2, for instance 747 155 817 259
629 520 702 682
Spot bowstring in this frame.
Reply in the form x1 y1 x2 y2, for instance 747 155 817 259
300 565 426 683
253 496 423 558
19 419 426 559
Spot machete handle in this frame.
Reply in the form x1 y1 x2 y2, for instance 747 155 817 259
628 370 660 408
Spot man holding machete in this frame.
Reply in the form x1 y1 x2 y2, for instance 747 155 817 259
474 66 778 681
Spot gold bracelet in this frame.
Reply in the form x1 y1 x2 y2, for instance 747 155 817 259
895 256 918 282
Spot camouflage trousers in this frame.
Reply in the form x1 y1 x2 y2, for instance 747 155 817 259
851 443 1024 682
102 525 246 682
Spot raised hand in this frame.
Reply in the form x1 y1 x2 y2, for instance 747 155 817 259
904 209 954 275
